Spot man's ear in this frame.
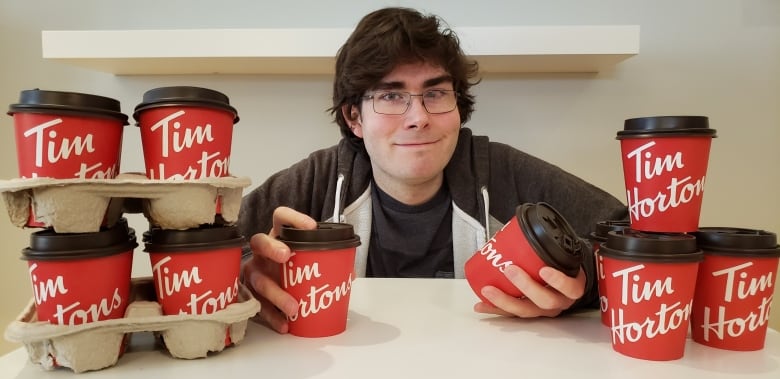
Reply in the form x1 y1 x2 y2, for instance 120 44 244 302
342 104 363 138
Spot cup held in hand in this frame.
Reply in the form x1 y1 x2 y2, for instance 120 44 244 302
277 222 361 338
464 203 583 306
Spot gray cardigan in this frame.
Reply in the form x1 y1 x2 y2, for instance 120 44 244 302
237 127 628 309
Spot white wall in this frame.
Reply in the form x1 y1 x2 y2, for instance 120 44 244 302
1 0 778 355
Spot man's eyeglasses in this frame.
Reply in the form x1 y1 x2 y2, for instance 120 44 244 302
362 90 458 115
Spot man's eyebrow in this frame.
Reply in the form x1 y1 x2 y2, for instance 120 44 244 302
374 75 454 90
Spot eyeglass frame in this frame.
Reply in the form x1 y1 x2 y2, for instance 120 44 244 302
361 89 459 115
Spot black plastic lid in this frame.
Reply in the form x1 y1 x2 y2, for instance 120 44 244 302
22 220 137 261
8 89 129 125
692 227 780 257
133 86 239 123
600 229 702 262
516 203 582 277
616 116 717 139
143 225 245 253
277 222 361 251
590 220 632 242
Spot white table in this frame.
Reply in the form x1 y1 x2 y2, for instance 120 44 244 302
2 278 779 378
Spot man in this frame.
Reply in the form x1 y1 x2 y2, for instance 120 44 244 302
238 7 627 333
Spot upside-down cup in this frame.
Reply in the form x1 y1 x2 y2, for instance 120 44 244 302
143 225 244 316
616 116 717 233
464 203 584 306
690 227 780 351
8 89 129 227
277 222 361 338
600 230 702 361
133 86 239 181
588 220 631 326
21 220 137 325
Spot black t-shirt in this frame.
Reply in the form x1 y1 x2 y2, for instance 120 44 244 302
366 181 454 278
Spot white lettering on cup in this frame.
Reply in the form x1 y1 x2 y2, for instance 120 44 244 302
151 256 203 300
612 264 674 306
52 287 123 325
283 253 321 288
29 263 68 305
283 254 353 321
476 237 514 273
711 261 773 302
626 141 684 184
697 262 775 342
185 277 239 315
22 118 96 168
624 141 706 222
610 300 692 344
149 110 215 158
698 296 773 342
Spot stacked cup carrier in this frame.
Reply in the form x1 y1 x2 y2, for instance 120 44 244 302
591 115 780 361
1 87 261 373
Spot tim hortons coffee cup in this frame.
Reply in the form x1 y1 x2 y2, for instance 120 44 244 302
8 89 128 179
21 219 137 325
616 116 717 233
588 220 631 327
464 203 583 306
277 222 361 338
8 89 129 227
690 227 780 351
600 230 703 361
133 86 239 180
143 225 244 316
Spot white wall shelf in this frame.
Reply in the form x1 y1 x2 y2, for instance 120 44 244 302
41 26 639 75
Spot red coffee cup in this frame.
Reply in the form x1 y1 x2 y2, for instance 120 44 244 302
616 116 716 233
8 89 128 180
690 227 780 351
277 223 361 338
465 203 583 305
600 230 702 361
144 225 244 316
8 89 129 227
588 220 631 327
133 86 239 180
21 220 137 325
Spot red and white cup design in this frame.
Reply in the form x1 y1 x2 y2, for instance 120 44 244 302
278 223 361 338
9 89 128 227
589 220 631 327
617 116 716 233
8 89 128 180
144 226 244 316
22 224 136 325
600 230 702 361
465 203 583 305
134 86 239 180
690 227 780 351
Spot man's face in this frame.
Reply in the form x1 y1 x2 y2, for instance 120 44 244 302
348 62 461 196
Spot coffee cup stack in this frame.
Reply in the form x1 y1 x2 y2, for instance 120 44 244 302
133 87 246 345
5 87 246 338
7 89 138 327
599 115 780 360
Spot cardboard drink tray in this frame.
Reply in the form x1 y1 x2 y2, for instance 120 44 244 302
4 277 262 373
0 172 252 233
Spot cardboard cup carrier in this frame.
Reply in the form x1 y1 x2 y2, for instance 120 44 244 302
277 222 361 338
690 227 780 351
465 203 583 305
599 230 702 361
616 116 716 233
